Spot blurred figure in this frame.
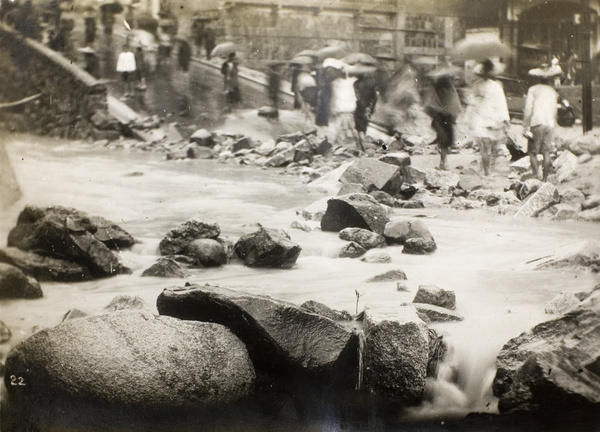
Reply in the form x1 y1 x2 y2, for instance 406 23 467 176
424 74 462 170
353 69 378 152
464 59 510 176
134 46 146 89
221 52 241 109
116 44 136 98
523 63 563 182
267 61 284 113
80 46 99 78
176 38 192 116
327 60 356 145
84 14 96 46
204 27 215 60
294 65 318 125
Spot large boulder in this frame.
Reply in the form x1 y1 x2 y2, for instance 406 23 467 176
321 194 390 235
339 158 404 195
185 238 228 267
159 218 220 256
0 263 43 299
493 290 600 419
402 238 437 255
514 182 560 218
234 227 301 268
339 228 386 250
383 219 435 245
412 285 456 310
87 215 135 250
7 206 131 277
361 308 429 405
4 311 255 408
0 247 92 282
157 284 358 379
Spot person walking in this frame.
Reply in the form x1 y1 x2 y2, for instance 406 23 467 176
464 59 510 176
116 43 136 99
221 52 241 110
424 73 462 170
267 61 284 113
352 68 378 152
523 63 563 182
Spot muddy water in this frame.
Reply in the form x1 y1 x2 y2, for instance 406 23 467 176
1 132 599 428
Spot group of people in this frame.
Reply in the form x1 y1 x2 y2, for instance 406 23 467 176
426 57 563 181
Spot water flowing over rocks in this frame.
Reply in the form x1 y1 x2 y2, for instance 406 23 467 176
493 290 600 421
365 268 408 283
3 311 256 409
159 218 220 256
0 262 43 299
141 256 189 278
1 205 133 280
157 284 358 377
383 219 435 246
321 193 390 235
339 227 386 250
234 226 301 268
410 303 465 323
361 308 429 405
361 251 392 263
0 246 92 282
339 241 367 258
531 239 600 272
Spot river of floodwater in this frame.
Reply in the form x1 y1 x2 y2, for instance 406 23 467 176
1 131 599 430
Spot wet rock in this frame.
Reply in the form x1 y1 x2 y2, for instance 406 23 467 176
157 284 358 378
159 218 220 256
339 241 367 258
514 183 559 218
365 268 408 283
321 193 390 235
362 308 429 404
579 206 600 222
234 227 301 268
411 303 464 323
369 191 395 207
493 290 600 419
104 295 146 312
62 309 88 322
300 300 352 321
383 219 434 245
141 257 189 278
4 311 255 408
427 329 447 377
361 251 392 263
1 320 12 343
0 262 43 299
88 216 135 250
7 205 130 277
378 153 411 168
413 285 456 310
339 158 404 195
0 247 92 282
402 238 437 255
185 238 227 267
189 128 214 147
568 132 600 155
339 228 386 250
533 240 600 271
544 292 580 315
553 151 578 183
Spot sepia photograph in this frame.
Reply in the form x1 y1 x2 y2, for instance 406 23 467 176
0 0 599 431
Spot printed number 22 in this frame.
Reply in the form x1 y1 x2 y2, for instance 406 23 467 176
10 375 26 386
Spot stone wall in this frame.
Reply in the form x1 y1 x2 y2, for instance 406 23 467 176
0 26 110 139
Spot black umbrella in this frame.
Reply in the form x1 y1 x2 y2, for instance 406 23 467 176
100 2 123 14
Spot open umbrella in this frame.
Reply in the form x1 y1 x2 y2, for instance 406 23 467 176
342 52 378 66
317 45 348 62
346 64 378 77
210 42 245 59
100 2 123 14
450 35 512 61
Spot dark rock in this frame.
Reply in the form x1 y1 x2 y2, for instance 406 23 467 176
309 135 333 157
411 303 464 323
90 110 121 131
378 153 411 168
185 238 227 267
0 262 43 299
300 300 353 321
339 158 404 195
257 105 279 118
231 136 254 153
234 227 301 268
493 290 600 418
339 227 386 250
265 147 295 167
321 194 390 235
159 218 220 256
383 219 435 245
104 295 146 312
413 285 456 310
339 241 367 258
0 247 92 282
365 268 407 283
362 308 429 404
1 320 12 343
88 216 135 249
4 311 255 408
157 284 358 379
187 144 214 159
62 309 88 322
402 238 437 255
189 128 214 147
141 257 189 278
369 191 395 207
401 165 427 185
427 329 447 377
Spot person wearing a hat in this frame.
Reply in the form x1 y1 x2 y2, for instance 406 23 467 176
464 59 510 176
523 63 563 182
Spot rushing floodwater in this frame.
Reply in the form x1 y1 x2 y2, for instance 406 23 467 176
1 132 599 429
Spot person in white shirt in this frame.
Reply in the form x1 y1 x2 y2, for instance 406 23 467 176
523 64 563 182
464 59 510 176
116 44 136 98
